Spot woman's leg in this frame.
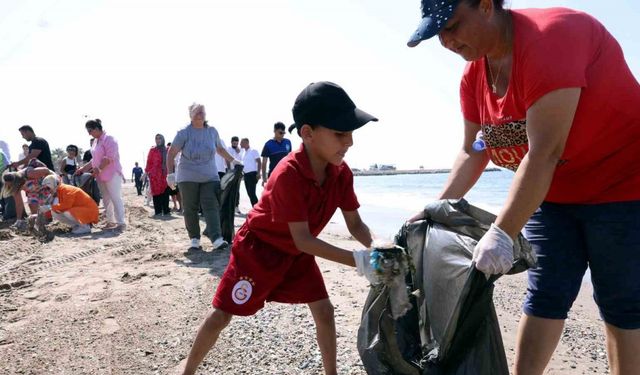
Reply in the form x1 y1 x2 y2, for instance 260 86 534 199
97 180 114 224
152 194 162 215
162 188 171 215
514 203 587 375
178 182 201 240
582 201 640 375
107 176 125 225
200 181 222 242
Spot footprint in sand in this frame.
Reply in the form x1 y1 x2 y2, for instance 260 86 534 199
100 317 120 335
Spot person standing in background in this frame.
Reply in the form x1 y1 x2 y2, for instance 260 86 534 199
11 126 54 171
260 122 291 186
75 119 126 231
227 136 243 214
166 142 182 212
167 103 241 251
145 134 170 216
132 162 144 196
240 137 261 207
214 138 227 180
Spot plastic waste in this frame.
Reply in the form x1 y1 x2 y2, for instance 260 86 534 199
472 131 486 152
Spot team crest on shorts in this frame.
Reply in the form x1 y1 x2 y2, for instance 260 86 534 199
232 276 255 305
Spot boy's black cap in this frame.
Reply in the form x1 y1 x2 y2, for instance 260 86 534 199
289 81 378 134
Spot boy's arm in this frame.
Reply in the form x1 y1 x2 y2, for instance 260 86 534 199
288 222 356 267
341 210 373 248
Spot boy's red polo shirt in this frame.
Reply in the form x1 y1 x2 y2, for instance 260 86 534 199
246 144 360 255
213 145 360 315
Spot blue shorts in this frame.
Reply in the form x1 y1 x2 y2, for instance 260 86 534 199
523 201 640 329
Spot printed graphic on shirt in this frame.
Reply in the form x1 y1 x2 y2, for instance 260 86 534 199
231 276 255 305
482 119 529 171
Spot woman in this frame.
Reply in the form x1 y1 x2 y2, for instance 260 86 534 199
145 134 171 216
406 1 640 374
166 103 241 251
40 175 98 234
59 144 79 185
1 160 55 228
75 119 126 231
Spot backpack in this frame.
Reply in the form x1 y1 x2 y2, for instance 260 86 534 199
358 199 536 375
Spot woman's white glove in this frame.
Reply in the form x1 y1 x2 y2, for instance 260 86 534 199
38 205 52 214
231 159 243 167
166 173 176 190
473 223 514 275
353 249 380 285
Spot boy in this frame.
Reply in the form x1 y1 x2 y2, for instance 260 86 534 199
180 81 378 375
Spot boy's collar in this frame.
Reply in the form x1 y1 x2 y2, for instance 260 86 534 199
295 144 339 183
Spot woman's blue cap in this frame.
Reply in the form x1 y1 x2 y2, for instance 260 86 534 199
407 0 459 47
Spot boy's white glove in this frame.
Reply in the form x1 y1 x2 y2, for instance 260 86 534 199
473 223 514 275
166 173 176 190
353 249 380 285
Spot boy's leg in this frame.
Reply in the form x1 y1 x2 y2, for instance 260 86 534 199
308 299 337 375
181 308 233 375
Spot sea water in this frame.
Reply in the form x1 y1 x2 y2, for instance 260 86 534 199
345 168 514 239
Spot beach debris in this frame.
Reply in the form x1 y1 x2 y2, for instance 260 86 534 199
369 243 412 319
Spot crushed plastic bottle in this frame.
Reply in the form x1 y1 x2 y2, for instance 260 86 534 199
472 130 486 152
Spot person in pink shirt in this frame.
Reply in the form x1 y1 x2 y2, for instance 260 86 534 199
75 119 126 230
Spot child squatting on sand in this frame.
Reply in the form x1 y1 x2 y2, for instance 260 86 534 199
180 81 381 375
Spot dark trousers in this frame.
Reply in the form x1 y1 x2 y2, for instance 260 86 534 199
179 181 222 241
243 171 259 207
134 177 143 195
152 187 171 215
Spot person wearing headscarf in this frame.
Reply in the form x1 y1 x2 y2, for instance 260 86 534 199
145 134 170 216
39 175 98 235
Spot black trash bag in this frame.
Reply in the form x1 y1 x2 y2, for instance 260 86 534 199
220 164 243 243
358 199 536 375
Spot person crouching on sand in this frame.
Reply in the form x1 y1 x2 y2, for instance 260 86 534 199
179 82 381 375
39 175 98 235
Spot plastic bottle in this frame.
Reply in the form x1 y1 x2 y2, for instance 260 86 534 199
472 130 486 152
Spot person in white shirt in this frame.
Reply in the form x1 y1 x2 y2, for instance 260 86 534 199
214 138 227 180
227 136 244 213
240 137 261 207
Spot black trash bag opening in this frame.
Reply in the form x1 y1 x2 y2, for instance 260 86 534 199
358 199 534 375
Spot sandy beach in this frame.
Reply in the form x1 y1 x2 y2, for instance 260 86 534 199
0 184 609 374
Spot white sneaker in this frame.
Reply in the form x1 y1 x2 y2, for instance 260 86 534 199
71 224 91 234
212 237 228 250
189 238 201 249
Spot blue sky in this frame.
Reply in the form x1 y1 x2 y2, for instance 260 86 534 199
0 0 638 170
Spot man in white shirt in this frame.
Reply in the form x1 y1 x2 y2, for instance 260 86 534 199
226 136 244 213
214 138 228 180
240 138 261 207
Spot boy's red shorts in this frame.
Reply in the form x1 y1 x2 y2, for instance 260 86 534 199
213 225 329 316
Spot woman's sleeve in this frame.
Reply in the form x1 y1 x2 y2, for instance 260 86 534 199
519 17 593 109
52 187 75 212
460 63 481 124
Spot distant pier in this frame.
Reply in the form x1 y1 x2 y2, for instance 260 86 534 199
352 167 501 176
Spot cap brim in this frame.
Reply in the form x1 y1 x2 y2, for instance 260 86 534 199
290 108 378 134
325 108 378 132
407 4 456 47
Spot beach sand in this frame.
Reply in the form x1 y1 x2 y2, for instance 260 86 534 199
0 185 609 374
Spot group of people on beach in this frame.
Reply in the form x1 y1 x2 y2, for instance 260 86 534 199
1 1 639 374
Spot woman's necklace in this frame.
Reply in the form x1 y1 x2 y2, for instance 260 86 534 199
486 12 512 95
